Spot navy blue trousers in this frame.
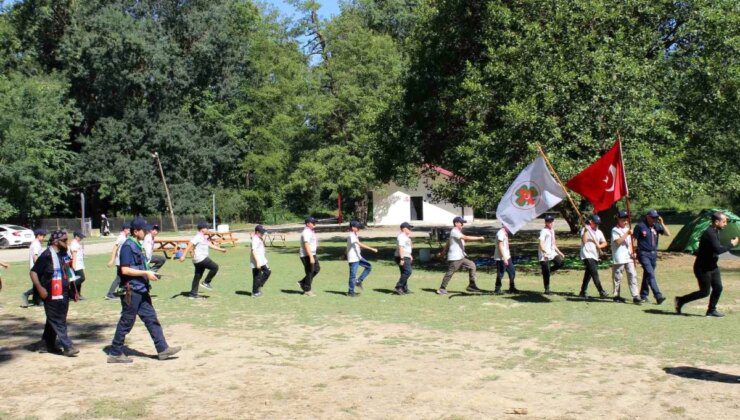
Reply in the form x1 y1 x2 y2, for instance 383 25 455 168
111 291 168 356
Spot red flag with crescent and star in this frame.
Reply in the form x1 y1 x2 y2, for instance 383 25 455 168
565 140 628 212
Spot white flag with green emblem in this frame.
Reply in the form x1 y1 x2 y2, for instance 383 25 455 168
496 157 566 234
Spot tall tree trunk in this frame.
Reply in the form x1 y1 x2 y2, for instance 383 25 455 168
354 193 369 225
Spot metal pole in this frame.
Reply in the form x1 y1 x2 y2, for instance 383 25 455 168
80 192 85 235
212 193 216 230
152 151 178 232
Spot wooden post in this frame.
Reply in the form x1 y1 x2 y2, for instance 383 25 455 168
152 151 178 232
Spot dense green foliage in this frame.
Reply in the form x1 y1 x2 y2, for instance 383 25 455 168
0 0 737 224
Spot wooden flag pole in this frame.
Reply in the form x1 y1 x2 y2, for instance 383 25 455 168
616 132 636 255
536 143 586 227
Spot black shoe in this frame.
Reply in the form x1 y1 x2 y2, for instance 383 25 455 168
403 288 412 294
347 291 359 297
674 297 682 314
508 287 520 293
706 310 725 318
158 346 182 360
466 284 482 293
543 289 553 296
394 287 405 295
63 346 80 357
355 281 364 291
493 288 503 295
613 296 626 303
633 297 643 305
656 296 666 305
578 292 588 300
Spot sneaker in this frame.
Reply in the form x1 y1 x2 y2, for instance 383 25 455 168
613 296 627 303
296 281 305 291
543 289 553 296
599 291 610 299
508 287 520 293
187 294 200 300
394 288 405 295
493 289 503 295
107 354 133 364
44 345 63 355
200 282 213 290
706 310 725 318
403 288 412 294
158 345 182 360
105 293 117 300
347 291 358 297
466 284 482 293
674 297 682 314
20 293 30 308
63 346 80 357
303 290 316 297
632 297 643 305
578 292 588 300
436 289 448 295
355 281 364 291
640 297 648 303
252 291 263 298
656 296 666 305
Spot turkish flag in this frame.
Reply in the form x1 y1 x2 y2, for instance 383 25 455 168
565 140 628 212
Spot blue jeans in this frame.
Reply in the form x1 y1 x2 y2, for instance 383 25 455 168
348 258 372 293
395 257 412 290
639 252 663 300
111 292 168 356
495 259 516 290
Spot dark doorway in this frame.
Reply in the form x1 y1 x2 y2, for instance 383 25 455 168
410 197 424 221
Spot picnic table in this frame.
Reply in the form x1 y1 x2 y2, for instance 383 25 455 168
153 237 193 260
206 230 239 247
264 232 286 247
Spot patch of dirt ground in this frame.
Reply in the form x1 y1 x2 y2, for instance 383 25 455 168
1 318 738 419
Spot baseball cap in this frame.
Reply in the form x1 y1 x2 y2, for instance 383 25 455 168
591 214 602 224
73 230 85 239
255 225 269 234
305 216 318 225
121 222 131 230
646 209 660 218
350 220 363 229
131 218 150 231
33 228 48 236
400 222 413 230
150 224 160 231
196 221 210 230
617 210 629 219
452 216 467 225
544 215 555 222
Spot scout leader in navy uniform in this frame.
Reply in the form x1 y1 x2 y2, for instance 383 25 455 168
108 218 181 363
633 209 670 304
29 230 79 356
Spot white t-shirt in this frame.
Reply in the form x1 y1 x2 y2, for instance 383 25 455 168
250 234 267 268
299 227 317 257
611 226 633 264
114 233 127 266
580 226 606 260
143 233 155 261
395 232 412 258
190 233 210 263
493 228 510 261
346 232 361 263
69 239 85 270
538 228 558 261
447 228 466 261
29 239 43 269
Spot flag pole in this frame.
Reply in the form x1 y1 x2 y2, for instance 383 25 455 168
535 143 586 227
617 132 636 256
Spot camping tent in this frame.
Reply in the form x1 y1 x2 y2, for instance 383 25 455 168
667 208 740 254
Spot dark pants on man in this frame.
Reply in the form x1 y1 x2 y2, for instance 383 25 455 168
191 257 219 296
43 298 74 351
395 257 412 291
580 258 606 295
495 259 516 291
638 252 663 300
299 256 320 292
110 291 168 356
252 266 272 294
73 269 86 295
677 264 723 313
540 256 564 290
149 255 167 272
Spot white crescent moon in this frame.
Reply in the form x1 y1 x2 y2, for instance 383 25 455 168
604 165 617 192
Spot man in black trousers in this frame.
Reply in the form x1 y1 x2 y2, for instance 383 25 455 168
675 211 738 317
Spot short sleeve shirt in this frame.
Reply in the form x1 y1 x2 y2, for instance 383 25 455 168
395 232 412 257
114 233 127 266
69 239 85 270
611 226 633 264
31 248 69 298
493 228 509 261
580 227 606 260
190 233 210 263
346 232 361 263
143 233 154 261
118 239 150 293
250 234 267 268
447 228 466 261
538 228 557 261
29 239 43 269
299 228 318 257
634 222 664 254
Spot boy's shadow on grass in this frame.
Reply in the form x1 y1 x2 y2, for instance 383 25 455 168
644 309 703 317
565 296 612 303
235 291 252 296
280 289 304 295
663 367 740 384
102 345 178 361
170 292 210 299
373 288 400 295
502 291 552 303
325 290 349 296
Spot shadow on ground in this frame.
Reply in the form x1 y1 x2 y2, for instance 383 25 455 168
664 367 740 384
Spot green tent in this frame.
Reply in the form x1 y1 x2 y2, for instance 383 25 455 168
667 208 740 254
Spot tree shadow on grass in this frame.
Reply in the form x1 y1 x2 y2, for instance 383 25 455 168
644 309 703 317
663 367 739 384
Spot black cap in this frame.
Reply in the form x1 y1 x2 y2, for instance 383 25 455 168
150 224 160 231
452 216 467 225
400 222 413 230
544 215 555 222
33 228 48 236
121 222 131 230
255 225 268 234
73 230 85 239
646 209 659 218
591 214 602 224
349 220 363 229
305 216 318 225
617 210 629 219
197 221 210 230
131 218 149 231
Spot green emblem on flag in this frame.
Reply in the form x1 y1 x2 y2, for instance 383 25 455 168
515 185 539 208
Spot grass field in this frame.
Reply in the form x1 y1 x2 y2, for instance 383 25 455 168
1 229 739 418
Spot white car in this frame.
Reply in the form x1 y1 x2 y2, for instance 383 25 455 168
0 224 35 249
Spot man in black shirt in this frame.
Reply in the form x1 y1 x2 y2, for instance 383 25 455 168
29 230 79 356
675 212 739 317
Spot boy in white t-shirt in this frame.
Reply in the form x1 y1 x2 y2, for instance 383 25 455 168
437 216 485 295
250 225 271 297
578 214 609 299
538 215 565 295
144 224 167 272
180 221 227 298
394 222 414 295
346 220 378 297
21 228 47 307
105 222 131 299
69 231 87 300
493 225 517 294
297 216 320 296
611 210 640 304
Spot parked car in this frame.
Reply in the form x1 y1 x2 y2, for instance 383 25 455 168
0 224 35 249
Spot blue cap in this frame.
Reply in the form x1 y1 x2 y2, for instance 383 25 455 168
197 221 210 230
255 225 268 234
349 220 363 229
34 228 48 236
617 210 629 219
150 224 160 231
130 218 149 231
400 222 413 230
646 209 659 218
121 222 131 230
73 230 85 239
544 215 555 222
305 216 318 225
452 216 467 225
591 214 601 224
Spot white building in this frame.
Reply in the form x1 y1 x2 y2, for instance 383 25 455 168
372 166 475 225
